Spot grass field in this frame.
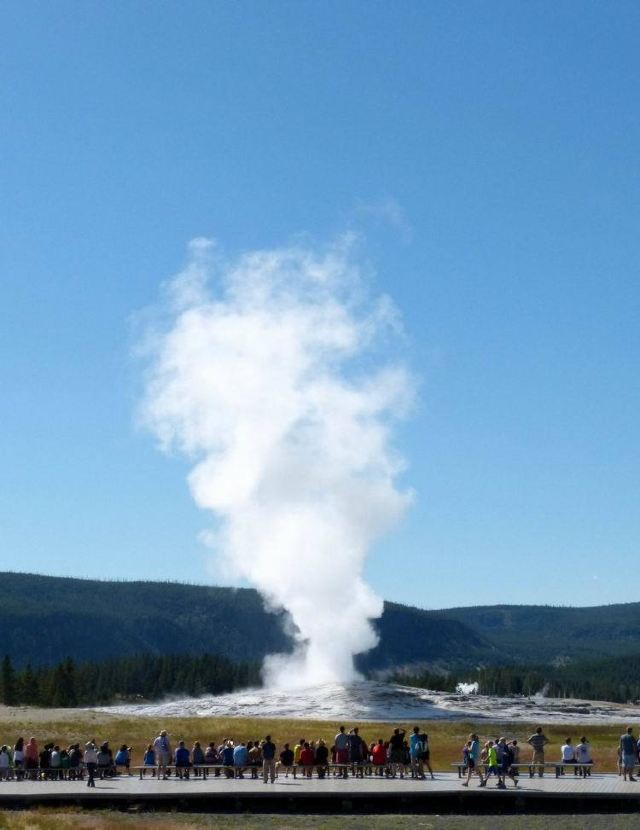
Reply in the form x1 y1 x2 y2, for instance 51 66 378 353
0 713 628 772
1 813 640 830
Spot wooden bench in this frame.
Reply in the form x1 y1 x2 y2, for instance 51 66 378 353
451 761 595 779
129 761 414 781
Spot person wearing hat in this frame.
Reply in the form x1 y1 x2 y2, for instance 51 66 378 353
83 741 98 788
153 730 171 781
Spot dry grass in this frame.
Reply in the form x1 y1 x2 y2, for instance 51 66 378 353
0 714 628 772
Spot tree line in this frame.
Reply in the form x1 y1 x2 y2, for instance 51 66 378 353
393 653 640 704
0 652 261 708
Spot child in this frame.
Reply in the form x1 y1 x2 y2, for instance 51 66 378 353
0 746 11 781
115 744 131 775
143 744 156 777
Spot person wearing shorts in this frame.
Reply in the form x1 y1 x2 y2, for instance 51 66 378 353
527 727 549 777
619 727 637 782
153 730 171 780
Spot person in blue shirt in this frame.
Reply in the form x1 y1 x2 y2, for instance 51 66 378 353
174 741 191 779
619 727 637 782
409 726 424 779
261 735 277 783
221 741 235 778
233 742 248 778
142 745 155 777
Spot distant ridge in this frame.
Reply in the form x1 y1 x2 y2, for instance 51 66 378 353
1 572 640 672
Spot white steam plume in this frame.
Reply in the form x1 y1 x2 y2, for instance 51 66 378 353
140 235 414 686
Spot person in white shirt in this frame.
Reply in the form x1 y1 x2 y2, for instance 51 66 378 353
84 741 98 788
153 730 171 780
560 737 576 774
575 736 592 777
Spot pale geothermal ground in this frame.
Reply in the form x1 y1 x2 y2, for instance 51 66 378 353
94 681 640 724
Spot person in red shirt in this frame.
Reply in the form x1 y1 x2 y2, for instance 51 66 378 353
372 739 387 776
300 742 315 778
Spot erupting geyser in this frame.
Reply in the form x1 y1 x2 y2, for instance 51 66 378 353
140 235 413 686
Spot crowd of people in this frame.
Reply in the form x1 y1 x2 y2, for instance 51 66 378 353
0 725 435 785
4 725 640 787
458 728 594 789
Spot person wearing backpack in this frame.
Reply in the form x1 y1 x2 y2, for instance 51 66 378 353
409 726 424 779
497 737 512 789
420 732 435 780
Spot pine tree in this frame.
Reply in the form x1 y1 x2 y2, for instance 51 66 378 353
1 655 17 706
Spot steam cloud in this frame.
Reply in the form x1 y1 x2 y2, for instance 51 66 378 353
140 235 413 686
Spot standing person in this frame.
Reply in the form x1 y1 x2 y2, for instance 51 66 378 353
420 732 435 780
349 728 365 778
509 739 520 786
388 728 406 778
527 727 549 777
84 741 98 788
153 730 171 780
409 727 424 779
261 735 276 784
619 727 637 782
334 726 350 777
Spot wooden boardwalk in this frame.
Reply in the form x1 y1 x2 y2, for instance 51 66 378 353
1 773 640 811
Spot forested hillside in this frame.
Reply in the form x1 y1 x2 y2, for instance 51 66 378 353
3 573 640 676
439 603 640 664
0 572 290 666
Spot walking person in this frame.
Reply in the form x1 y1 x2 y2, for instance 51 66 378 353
619 727 637 782
462 733 484 787
497 737 512 788
262 735 276 783
485 740 499 787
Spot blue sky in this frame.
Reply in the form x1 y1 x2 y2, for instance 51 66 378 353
1 0 638 609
